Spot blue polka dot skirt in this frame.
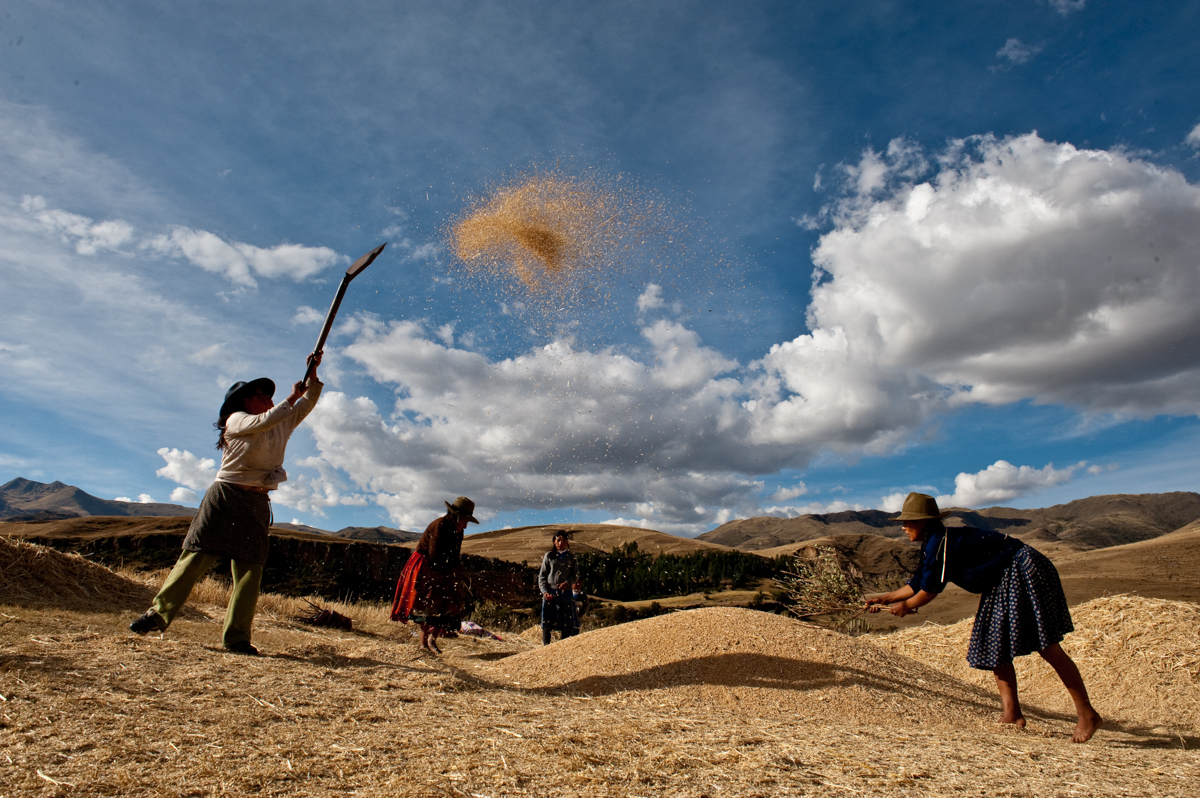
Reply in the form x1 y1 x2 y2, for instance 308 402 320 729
966 545 1073 670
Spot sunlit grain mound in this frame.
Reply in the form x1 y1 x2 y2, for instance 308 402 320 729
878 595 1200 734
0 536 155 610
470 607 1001 730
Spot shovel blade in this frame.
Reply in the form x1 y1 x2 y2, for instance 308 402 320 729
347 242 386 278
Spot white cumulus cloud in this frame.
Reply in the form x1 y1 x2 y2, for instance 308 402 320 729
802 132 1200 418
769 482 808 502
170 487 199 503
148 227 343 287
226 132 1200 532
156 447 217 491
637 283 665 313
937 460 1081 507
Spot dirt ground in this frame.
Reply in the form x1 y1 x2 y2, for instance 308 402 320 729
3 533 1200 797
2 600 1198 796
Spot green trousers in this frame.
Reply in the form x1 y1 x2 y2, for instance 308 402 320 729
149 550 264 648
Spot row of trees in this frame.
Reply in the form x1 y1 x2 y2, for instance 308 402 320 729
575 541 788 602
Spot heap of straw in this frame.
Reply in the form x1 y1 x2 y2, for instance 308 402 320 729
0 536 155 611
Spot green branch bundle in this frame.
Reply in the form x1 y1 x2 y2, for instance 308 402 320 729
777 546 870 634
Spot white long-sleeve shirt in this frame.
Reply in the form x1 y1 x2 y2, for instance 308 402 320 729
214 380 323 490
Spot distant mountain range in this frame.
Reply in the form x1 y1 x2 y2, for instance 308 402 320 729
7 476 1200 555
699 491 1200 552
0 478 419 542
0 477 198 521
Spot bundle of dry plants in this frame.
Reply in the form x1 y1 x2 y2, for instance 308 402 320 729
294 598 353 630
776 546 870 634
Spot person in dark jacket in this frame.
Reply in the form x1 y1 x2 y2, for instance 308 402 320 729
867 492 1102 743
538 529 581 645
391 496 479 653
129 352 323 655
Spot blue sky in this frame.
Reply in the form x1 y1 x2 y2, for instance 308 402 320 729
2 1 1199 534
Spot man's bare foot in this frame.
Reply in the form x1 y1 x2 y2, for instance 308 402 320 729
998 712 1026 728
429 638 442 655
1072 709 1103 743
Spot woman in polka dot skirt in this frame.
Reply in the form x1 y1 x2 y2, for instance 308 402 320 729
866 492 1102 743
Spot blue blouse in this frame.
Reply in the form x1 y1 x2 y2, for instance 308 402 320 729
907 526 1025 595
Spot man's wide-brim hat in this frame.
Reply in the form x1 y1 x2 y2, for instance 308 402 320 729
220 377 275 418
895 492 951 521
445 496 480 524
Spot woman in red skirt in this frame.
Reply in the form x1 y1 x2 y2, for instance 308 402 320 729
391 496 478 653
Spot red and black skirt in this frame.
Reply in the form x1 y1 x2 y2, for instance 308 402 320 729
390 551 468 631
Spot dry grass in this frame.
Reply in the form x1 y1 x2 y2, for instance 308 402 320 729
2 538 1200 797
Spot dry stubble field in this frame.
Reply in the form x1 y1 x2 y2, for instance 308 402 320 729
1 539 1198 797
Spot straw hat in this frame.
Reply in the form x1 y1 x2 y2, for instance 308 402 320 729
895 492 951 521
219 377 275 418
444 496 480 524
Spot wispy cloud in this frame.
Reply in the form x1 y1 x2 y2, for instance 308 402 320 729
996 38 1043 65
20 196 135 254
1186 122 1200 149
146 228 344 288
1046 0 1086 17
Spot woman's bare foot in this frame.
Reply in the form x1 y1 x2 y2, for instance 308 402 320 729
428 637 442 655
1072 708 1103 743
998 711 1027 728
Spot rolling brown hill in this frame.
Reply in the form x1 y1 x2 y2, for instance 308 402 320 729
331 525 422 544
460 522 739 565
701 491 1200 552
699 508 900 550
970 491 1200 549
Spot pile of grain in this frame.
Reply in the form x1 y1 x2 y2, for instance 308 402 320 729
877 594 1200 735
469 606 1000 731
0 536 155 610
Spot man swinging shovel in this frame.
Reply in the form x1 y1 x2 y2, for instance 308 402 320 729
129 243 386 655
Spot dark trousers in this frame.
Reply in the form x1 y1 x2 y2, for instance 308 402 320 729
541 590 579 645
